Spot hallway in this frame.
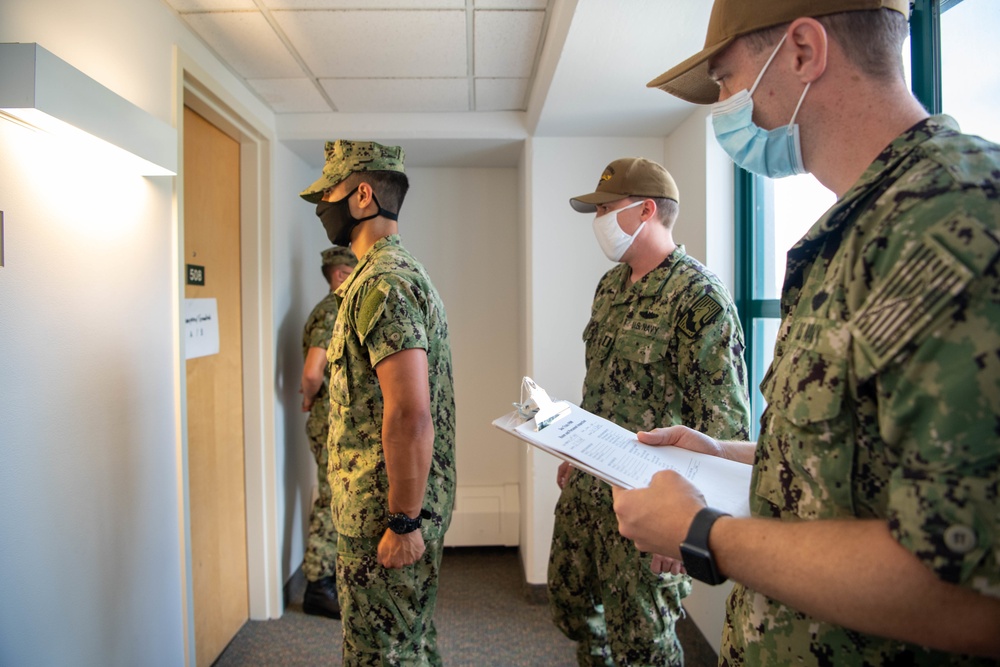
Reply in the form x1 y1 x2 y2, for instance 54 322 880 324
215 547 718 667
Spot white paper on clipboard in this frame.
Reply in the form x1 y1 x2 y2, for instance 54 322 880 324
492 378 752 517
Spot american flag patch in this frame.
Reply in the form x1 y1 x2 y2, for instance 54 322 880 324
850 235 973 371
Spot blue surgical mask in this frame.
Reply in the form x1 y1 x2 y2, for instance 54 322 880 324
711 34 811 179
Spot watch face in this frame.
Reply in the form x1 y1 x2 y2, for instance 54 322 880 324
681 543 721 585
387 512 421 534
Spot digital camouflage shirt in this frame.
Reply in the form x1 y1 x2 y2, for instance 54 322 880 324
723 116 1000 666
582 245 751 439
326 235 456 540
302 290 339 417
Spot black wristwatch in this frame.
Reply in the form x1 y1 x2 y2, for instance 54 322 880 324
387 509 430 535
680 507 730 585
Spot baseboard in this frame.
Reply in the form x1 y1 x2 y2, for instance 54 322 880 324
523 581 548 606
444 484 519 547
283 566 306 609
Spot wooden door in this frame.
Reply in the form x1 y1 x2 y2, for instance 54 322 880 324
183 105 249 667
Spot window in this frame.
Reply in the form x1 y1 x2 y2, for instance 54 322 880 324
734 0 1000 438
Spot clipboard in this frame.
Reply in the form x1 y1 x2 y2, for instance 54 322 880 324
493 377 752 517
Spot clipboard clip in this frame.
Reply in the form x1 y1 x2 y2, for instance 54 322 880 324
514 376 571 431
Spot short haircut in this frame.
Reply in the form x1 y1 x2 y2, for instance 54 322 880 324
744 8 908 82
322 261 353 282
340 170 410 214
629 196 680 229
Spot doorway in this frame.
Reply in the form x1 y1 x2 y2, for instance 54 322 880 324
184 105 249 666
176 59 281 667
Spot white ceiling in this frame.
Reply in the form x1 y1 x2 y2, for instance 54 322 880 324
162 0 711 167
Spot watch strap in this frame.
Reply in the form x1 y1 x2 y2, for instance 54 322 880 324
387 508 431 535
681 507 730 585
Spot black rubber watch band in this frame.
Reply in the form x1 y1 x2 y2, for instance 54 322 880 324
387 508 431 535
680 507 731 585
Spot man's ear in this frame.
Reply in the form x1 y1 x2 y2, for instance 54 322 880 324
641 199 657 222
356 181 375 209
787 17 828 84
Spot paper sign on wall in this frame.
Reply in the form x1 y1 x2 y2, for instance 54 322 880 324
185 298 220 359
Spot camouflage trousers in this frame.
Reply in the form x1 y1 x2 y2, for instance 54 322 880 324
336 534 443 667
303 400 338 581
548 470 692 667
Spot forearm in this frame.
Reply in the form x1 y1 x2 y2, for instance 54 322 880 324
301 346 328 399
711 516 1000 657
718 440 756 464
301 374 322 401
382 407 433 517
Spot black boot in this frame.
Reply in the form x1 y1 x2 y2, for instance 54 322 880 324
302 575 341 619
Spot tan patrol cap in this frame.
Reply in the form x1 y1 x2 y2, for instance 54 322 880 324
300 140 405 203
570 158 679 213
647 0 910 105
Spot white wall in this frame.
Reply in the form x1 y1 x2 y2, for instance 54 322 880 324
271 142 327 585
403 166 523 491
663 107 736 292
0 0 275 664
0 120 183 667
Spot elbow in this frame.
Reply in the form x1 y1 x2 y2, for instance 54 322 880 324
385 405 433 440
302 369 324 391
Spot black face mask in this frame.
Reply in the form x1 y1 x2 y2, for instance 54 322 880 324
316 186 398 247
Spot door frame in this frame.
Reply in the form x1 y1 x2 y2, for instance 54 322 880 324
172 48 280 667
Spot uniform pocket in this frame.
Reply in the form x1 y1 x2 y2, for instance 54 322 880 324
763 318 848 427
758 318 856 517
613 331 672 411
615 331 670 366
326 333 350 407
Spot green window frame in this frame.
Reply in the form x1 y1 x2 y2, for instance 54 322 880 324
734 0 959 438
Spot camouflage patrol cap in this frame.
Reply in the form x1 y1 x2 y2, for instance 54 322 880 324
570 158 680 213
647 0 910 104
321 245 357 268
300 140 406 203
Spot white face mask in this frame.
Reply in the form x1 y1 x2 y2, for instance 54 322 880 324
592 200 645 262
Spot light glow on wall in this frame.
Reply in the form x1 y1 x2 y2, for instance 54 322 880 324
1 118 152 241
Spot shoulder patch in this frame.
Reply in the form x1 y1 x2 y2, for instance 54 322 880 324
678 293 723 338
849 231 979 373
356 281 390 341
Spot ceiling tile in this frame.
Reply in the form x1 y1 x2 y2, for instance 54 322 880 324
474 10 544 78
475 0 547 8
274 10 468 78
264 0 464 8
183 11 304 78
247 78 332 112
321 78 470 112
475 78 528 111
165 0 256 11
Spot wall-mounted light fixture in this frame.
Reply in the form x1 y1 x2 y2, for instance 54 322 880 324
0 43 177 176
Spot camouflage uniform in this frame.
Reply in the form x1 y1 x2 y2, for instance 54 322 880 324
549 246 752 666
327 234 456 667
722 116 1000 666
301 290 341 581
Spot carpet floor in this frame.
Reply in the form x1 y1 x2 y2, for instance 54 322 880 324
213 546 718 666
